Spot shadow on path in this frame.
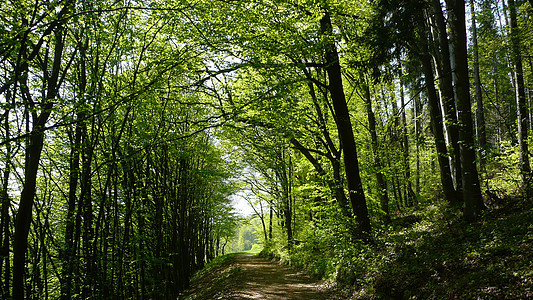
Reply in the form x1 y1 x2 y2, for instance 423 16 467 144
181 253 338 299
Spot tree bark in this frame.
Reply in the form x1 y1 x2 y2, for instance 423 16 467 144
420 52 458 204
362 82 390 222
1 96 11 299
430 0 463 196
80 123 95 299
399 77 416 205
13 21 66 300
61 115 82 300
414 95 421 196
508 0 531 189
320 11 371 239
470 0 488 169
445 0 484 220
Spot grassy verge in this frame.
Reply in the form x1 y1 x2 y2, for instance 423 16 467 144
362 199 533 298
180 247 262 299
262 199 533 299
179 253 242 300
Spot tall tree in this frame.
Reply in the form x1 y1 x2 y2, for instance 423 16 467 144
13 5 72 297
508 0 531 189
420 47 458 204
320 10 371 239
470 0 488 168
362 79 390 222
0 90 12 299
430 0 463 196
398 74 416 205
445 0 484 220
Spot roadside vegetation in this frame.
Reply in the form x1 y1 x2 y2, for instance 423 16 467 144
2 0 533 299
258 199 533 298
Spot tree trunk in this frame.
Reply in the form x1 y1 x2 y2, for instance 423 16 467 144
362 82 390 222
508 0 531 189
414 95 421 196
420 51 458 204
13 21 66 299
445 0 484 220
1 100 11 299
62 30 88 298
320 11 371 239
431 0 463 196
470 0 488 169
13 126 47 300
80 124 95 299
268 205 273 240
61 115 82 300
307 80 352 217
399 77 416 205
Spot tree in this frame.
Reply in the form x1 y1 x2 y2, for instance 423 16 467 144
360 76 391 222
508 0 531 189
13 2 73 297
430 0 463 197
445 0 484 219
470 0 488 168
320 10 371 239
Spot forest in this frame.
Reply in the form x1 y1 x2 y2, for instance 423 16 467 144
1 0 532 298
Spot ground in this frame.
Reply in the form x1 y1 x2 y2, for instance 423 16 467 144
179 198 533 299
179 253 338 299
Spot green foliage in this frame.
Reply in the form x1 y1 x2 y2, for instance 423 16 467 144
183 252 243 300
229 218 260 253
263 201 533 298
2 0 533 299
486 141 521 195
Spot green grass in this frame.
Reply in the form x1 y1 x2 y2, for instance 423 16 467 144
182 253 243 299
262 199 533 299
182 245 263 299
190 252 240 282
241 243 262 254
354 200 533 298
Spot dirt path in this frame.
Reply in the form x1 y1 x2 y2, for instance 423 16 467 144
180 253 339 299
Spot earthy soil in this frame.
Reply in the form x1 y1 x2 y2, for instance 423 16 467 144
179 253 340 299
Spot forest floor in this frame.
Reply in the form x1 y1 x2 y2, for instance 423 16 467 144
178 252 340 299
179 198 533 299
351 196 533 298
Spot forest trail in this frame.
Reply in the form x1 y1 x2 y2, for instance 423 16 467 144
180 253 340 299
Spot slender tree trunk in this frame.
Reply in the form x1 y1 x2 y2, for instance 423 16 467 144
61 116 82 300
420 51 458 204
1 101 11 299
446 0 485 220
431 0 463 196
470 0 488 169
259 203 268 242
508 0 531 189
43 218 49 300
363 82 390 222
62 31 88 298
320 11 371 239
13 22 66 300
80 124 95 299
308 80 352 218
399 78 416 205
268 205 273 240
387 87 406 208
279 148 293 250
13 124 47 300
414 95 421 196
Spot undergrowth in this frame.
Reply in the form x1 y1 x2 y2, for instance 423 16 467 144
180 253 242 299
261 198 533 299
